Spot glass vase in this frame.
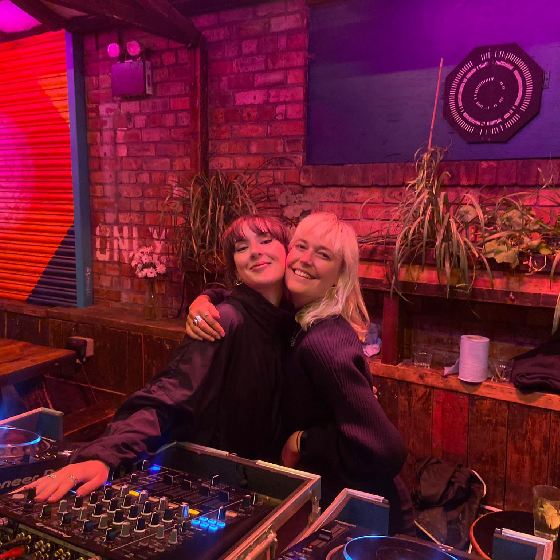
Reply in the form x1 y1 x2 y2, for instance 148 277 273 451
143 279 162 320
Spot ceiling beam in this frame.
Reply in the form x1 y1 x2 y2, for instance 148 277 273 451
172 0 281 17
46 0 203 45
9 0 66 30
65 15 129 35
0 24 51 43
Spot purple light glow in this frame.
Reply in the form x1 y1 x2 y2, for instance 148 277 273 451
0 0 41 34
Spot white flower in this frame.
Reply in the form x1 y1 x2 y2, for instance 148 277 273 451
146 268 157 278
156 264 166 274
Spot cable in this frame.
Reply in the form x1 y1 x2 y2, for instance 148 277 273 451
0 538 27 552
0 546 26 559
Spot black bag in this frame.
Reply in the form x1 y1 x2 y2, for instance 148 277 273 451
413 456 486 550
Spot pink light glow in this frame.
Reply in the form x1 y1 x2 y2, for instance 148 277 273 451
0 0 41 34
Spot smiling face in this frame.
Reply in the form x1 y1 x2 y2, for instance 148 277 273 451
285 229 343 308
233 225 287 304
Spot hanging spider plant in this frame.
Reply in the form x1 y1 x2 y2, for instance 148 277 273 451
161 171 262 279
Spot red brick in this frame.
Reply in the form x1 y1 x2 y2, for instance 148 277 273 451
258 106 276 120
438 161 459 186
235 19 269 38
210 60 234 75
219 7 254 22
227 74 255 90
270 13 305 32
286 103 304 119
268 86 304 103
278 35 287 51
497 160 518 186
191 13 218 27
287 69 305 84
479 161 498 186
404 162 417 183
210 125 232 139
156 82 186 96
233 123 267 137
134 115 147 128
255 2 287 16
320 202 360 220
203 27 231 42
386 163 404 186
143 158 171 171
117 144 128 157
268 121 304 136
234 55 267 72
120 185 143 197
458 161 478 185
255 70 286 86
171 129 190 141
267 51 306 69
148 114 163 127
249 139 284 153
170 97 190 110
306 186 342 202
285 138 304 152
234 89 268 105
128 144 156 157
162 114 176 127
173 158 192 170
242 39 258 55
210 157 234 169
258 36 278 53
287 32 307 50
235 156 266 169
311 166 344 186
141 99 170 112
142 128 171 142
176 112 189 126
341 165 372 187
517 160 540 186
101 158 120 171
156 144 187 156
123 158 142 170
169 66 190 80
153 67 169 82
162 52 176 65
225 41 240 57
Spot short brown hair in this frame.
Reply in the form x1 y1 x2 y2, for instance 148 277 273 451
222 215 290 287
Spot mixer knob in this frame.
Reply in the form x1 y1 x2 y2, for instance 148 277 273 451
130 473 139 484
163 508 174 522
93 502 103 517
218 490 230 502
73 496 84 509
180 479 192 491
23 500 34 513
138 490 149 504
135 518 146 532
105 529 117 543
41 504 52 518
149 512 160 527
163 474 174 485
156 525 165 539
179 503 189 519
120 522 131 538
218 506 227 520
78 507 88 521
199 485 210 497
89 491 99 505
128 505 139 519
140 460 149 471
82 520 94 533
158 497 168 511
168 528 178 544
98 514 109 529
26 488 37 501
142 501 153 515
180 521 189 534
119 484 129 498
242 495 251 508
211 475 220 487
109 498 119 512
58 500 68 514
113 509 124 524
62 512 72 525
122 495 132 508
103 487 114 501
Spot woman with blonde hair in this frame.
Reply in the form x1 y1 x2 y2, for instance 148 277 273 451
187 213 413 535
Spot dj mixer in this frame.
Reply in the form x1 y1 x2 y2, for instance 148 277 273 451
0 430 320 560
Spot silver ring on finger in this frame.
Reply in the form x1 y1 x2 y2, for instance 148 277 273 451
47 474 57 479
67 474 77 487
203 311 210 318
193 314 203 327
192 317 199 327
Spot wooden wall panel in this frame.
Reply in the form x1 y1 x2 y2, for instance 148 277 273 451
505 403 550 510
468 396 508 508
548 411 560 488
398 383 433 489
126 332 144 393
432 389 468 465
90 325 131 394
372 375 399 428
6 312 48 346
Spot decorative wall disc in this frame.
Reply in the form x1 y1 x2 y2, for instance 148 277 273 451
443 43 543 143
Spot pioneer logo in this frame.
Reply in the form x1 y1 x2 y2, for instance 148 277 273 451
0 469 55 489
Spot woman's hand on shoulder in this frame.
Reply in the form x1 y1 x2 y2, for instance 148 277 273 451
281 431 303 468
15 460 110 502
186 296 225 341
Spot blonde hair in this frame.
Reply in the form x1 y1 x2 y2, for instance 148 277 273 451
292 213 370 340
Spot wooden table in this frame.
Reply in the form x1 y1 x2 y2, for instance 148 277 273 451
0 338 76 418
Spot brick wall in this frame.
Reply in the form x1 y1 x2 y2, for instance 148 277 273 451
83 0 559 330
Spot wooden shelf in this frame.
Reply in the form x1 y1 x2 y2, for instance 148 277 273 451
368 357 560 412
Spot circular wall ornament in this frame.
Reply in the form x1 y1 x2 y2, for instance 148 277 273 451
443 43 543 143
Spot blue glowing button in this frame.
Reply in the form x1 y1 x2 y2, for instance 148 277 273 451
200 522 209 529
209 525 218 533
217 521 226 529
191 519 200 526
150 465 161 472
208 519 217 525
199 517 208 523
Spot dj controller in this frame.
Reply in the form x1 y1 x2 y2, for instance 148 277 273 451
0 423 321 560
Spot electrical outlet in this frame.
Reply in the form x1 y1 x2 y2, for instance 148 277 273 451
66 336 94 362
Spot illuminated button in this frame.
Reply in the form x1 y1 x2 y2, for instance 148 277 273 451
200 521 209 529
217 521 226 529
150 465 161 473
209 519 217 525
209 525 218 532
200 517 208 523
190 519 200 526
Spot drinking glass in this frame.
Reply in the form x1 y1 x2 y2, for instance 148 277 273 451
533 485 560 540
413 349 432 368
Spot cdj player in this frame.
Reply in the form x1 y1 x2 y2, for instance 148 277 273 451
0 440 320 560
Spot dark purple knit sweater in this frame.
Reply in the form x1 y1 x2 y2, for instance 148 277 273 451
283 315 414 535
